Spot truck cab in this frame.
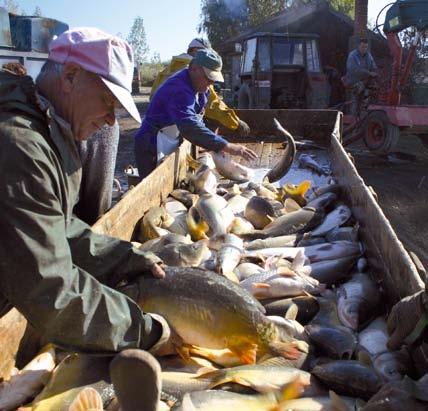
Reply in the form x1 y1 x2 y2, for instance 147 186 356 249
237 33 329 109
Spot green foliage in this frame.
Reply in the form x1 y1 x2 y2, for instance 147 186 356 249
139 55 169 86
198 0 355 49
198 0 248 50
247 0 286 27
127 16 150 64
287 0 354 18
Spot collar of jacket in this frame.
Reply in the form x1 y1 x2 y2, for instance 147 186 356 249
36 92 80 166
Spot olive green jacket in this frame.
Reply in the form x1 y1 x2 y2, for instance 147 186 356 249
0 69 162 354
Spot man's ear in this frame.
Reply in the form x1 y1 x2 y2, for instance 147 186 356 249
61 63 82 93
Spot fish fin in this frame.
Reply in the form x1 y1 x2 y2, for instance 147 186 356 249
277 266 296 277
194 367 219 378
68 387 103 411
329 390 350 411
283 198 301 212
357 350 373 368
266 215 275 223
296 180 311 196
268 377 307 410
291 250 306 272
268 340 308 361
222 271 240 283
230 376 253 387
232 344 258 365
253 282 271 289
186 154 200 170
285 303 299 321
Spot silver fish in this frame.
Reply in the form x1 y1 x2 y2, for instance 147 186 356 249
234 263 264 281
157 241 212 267
337 273 381 331
305 192 338 211
215 234 244 280
309 205 352 237
306 290 357 360
243 207 324 240
358 317 410 382
246 241 363 264
245 235 298 250
193 193 235 236
241 253 325 299
211 151 254 182
303 255 357 286
299 153 330 175
326 224 359 243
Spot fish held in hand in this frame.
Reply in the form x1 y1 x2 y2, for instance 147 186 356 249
211 151 254 182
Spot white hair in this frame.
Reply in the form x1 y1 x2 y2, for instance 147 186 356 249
36 61 64 87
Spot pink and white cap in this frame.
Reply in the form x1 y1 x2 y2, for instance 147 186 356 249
48 27 141 123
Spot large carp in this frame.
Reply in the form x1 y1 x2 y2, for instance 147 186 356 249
123 267 307 365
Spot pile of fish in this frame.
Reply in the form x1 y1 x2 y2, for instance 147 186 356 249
3 135 426 411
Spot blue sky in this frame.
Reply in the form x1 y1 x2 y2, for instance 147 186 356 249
15 0 393 61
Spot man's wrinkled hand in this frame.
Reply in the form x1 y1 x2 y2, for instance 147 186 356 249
222 143 258 162
387 291 426 350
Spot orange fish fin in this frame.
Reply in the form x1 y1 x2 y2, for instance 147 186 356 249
253 282 271 289
231 343 258 365
277 266 295 276
268 341 306 361
69 387 103 411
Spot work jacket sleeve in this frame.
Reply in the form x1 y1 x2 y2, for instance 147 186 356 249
177 120 228 152
67 215 162 287
168 88 229 152
204 85 240 130
0 135 161 353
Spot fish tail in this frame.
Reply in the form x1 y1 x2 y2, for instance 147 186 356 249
296 180 311 196
268 377 308 410
68 387 103 411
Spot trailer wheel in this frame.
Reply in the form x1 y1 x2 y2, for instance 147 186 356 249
238 84 251 109
364 111 400 155
419 136 428 151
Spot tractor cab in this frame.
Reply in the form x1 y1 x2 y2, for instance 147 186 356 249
237 33 329 109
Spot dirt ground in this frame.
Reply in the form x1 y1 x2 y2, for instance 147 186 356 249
116 87 428 270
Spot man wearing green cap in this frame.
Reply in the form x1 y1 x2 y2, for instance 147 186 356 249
134 48 257 178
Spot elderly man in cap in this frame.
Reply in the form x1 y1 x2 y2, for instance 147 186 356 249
135 48 257 179
0 27 175 411
150 37 251 137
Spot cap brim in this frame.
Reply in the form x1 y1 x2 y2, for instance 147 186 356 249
100 77 141 123
202 67 224 83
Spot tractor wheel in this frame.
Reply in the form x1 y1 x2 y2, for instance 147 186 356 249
364 111 400 155
238 84 251 109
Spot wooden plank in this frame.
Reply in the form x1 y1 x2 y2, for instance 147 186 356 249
93 141 191 240
0 309 27 380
